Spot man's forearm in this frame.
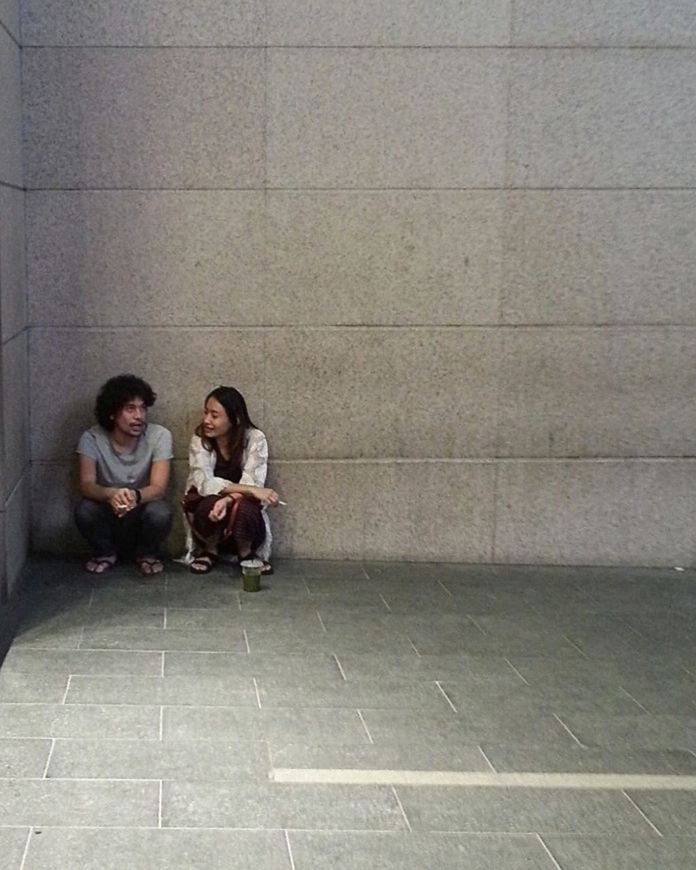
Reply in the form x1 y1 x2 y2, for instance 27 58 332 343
80 481 116 503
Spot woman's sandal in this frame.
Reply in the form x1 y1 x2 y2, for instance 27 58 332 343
189 553 216 575
84 555 117 575
136 556 165 577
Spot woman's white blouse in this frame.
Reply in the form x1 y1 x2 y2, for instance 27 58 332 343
182 428 272 561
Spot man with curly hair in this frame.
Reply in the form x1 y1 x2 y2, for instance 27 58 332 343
75 374 173 577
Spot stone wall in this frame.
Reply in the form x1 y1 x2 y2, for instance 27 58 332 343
22 2 696 564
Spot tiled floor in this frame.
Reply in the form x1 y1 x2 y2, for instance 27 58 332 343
1 557 696 868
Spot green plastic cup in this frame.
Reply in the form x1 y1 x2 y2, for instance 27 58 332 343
240 558 263 593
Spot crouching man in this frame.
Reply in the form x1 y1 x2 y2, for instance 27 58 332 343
75 374 173 577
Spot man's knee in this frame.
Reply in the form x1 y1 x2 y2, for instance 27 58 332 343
74 497 107 527
141 499 173 532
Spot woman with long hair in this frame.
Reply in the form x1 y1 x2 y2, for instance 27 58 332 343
182 386 280 575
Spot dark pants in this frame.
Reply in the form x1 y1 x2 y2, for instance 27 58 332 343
74 498 172 559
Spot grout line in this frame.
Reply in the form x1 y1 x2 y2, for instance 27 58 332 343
315 610 327 632
76 625 86 650
378 593 392 612
504 658 530 684
284 830 297 870
466 614 487 636
161 652 165 677
61 675 72 704
18 828 32 870
302 578 312 597
477 746 497 772
623 790 663 836
41 739 56 778
360 563 370 580
562 635 589 659
158 780 163 828
618 686 650 713
391 785 412 831
536 834 564 870
333 654 347 681
553 713 585 747
407 638 422 657
437 579 453 597
163 608 167 629
356 709 374 744
243 629 251 654
253 677 262 708
435 681 458 712
159 707 164 740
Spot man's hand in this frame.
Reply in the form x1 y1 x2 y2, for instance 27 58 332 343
109 487 136 517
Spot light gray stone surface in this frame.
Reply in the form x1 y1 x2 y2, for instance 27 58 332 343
20 829 290 870
267 48 508 187
270 460 495 561
508 49 696 187
494 460 696 565
264 191 503 325
29 327 265 460
27 191 266 326
0 27 22 186
2 330 29 495
264 328 500 459
513 0 696 46
23 48 265 188
0 185 26 341
497 327 696 457
267 0 511 46
0 829 28 870
501 191 696 325
22 0 263 46
0 0 20 42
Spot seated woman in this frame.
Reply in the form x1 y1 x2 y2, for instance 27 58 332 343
182 386 280 575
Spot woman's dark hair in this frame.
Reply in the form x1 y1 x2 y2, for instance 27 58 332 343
196 386 256 457
95 374 156 431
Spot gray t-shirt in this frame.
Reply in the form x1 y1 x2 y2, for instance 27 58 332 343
77 424 173 489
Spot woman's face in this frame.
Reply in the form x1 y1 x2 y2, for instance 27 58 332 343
202 398 232 440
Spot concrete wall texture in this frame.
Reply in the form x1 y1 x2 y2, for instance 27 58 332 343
16 1 696 565
0 0 30 602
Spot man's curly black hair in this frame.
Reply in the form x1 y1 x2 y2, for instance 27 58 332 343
94 374 157 431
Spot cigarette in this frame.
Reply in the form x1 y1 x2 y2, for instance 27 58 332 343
278 500 287 506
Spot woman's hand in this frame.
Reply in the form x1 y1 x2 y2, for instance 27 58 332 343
208 496 232 522
254 487 280 507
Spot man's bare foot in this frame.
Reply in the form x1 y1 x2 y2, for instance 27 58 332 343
84 555 117 574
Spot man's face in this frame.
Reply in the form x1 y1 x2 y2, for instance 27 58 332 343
111 397 147 438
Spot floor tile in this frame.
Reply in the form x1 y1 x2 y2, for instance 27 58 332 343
395 786 655 833
162 781 407 830
543 834 696 869
558 713 696 750
0 779 159 826
66 674 256 706
22 828 289 870
0 829 29 870
289 831 557 870
0 673 69 703
0 703 160 739
164 651 340 679
0 738 52 777
256 677 447 710
79 627 247 652
163 706 369 744
481 744 696 775
337 653 520 683
47 738 270 781
1 649 163 676
269 741 490 772
625 790 696 834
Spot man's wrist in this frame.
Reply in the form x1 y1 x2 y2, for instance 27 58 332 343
132 488 142 504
